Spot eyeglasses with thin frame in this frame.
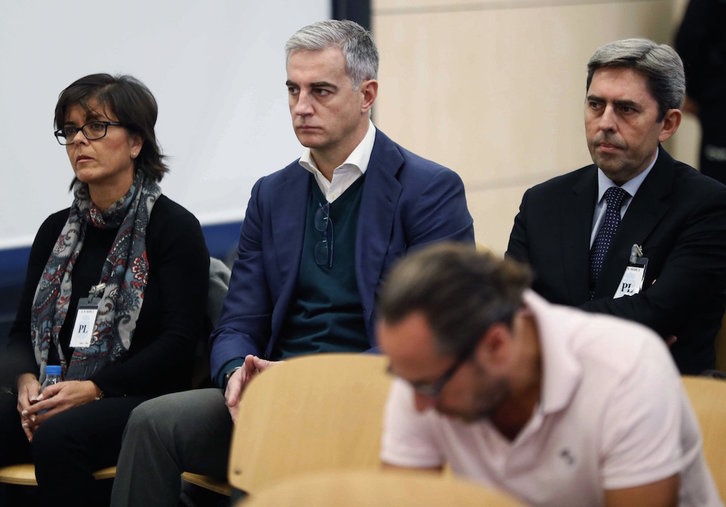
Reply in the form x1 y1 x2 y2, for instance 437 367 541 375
54 121 123 145
386 310 519 399
387 346 474 399
314 201 334 268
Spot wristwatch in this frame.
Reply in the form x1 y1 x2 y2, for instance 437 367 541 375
224 366 242 388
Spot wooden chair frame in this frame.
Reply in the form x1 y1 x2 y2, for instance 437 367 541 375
0 464 116 486
681 375 726 499
227 353 391 494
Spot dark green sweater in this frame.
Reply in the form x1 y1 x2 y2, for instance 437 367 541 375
273 176 368 359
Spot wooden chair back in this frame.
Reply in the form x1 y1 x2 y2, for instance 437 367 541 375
681 375 726 499
228 353 391 493
238 470 523 507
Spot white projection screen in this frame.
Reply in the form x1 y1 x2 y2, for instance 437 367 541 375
0 0 330 249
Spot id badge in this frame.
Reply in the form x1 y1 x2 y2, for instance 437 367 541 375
614 244 648 299
69 283 105 348
69 297 100 348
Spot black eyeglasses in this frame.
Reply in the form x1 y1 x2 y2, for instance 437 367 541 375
314 201 334 268
388 347 474 399
54 121 123 145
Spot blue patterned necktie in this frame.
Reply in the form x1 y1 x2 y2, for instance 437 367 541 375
589 186 629 292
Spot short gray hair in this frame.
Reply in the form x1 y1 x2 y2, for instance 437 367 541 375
285 20 378 89
586 38 685 121
378 243 532 357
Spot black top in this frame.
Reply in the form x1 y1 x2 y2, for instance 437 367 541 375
675 0 726 108
273 176 368 360
4 194 210 397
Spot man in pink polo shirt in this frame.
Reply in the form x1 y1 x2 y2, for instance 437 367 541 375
378 243 720 507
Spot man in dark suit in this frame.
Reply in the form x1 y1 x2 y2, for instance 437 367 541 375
507 38 726 375
110 20 474 506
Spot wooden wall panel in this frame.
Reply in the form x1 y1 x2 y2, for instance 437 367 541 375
372 0 692 253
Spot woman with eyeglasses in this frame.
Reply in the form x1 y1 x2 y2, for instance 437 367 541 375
0 74 209 506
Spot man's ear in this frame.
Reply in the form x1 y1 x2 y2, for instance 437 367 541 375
360 79 378 113
658 108 682 143
474 324 510 368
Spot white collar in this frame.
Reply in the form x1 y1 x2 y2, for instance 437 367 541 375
596 146 658 202
298 119 376 176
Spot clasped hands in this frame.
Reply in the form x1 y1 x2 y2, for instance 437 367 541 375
16 373 100 442
224 354 279 422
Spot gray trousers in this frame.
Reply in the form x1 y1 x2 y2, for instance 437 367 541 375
110 388 233 507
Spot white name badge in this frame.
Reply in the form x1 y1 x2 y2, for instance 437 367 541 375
69 298 99 348
614 266 645 298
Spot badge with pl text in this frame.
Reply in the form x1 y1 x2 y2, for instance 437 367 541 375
614 244 648 298
69 283 105 348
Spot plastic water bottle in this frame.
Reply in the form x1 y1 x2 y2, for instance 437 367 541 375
38 365 62 414
41 365 62 392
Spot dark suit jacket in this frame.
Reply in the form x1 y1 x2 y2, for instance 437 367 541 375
210 129 475 381
507 148 726 373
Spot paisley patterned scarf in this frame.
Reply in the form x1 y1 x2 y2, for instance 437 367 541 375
30 170 161 382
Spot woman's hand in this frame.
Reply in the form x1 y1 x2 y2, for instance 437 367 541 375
22 380 101 441
16 373 41 441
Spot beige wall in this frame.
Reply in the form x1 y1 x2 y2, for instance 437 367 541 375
372 0 700 254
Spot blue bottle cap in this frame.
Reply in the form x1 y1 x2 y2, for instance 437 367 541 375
46 365 62 376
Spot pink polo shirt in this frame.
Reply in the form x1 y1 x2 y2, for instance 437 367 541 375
381 291 721 506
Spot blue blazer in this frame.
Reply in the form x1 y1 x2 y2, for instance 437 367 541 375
210 130 474 381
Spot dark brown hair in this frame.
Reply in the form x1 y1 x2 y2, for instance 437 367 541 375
379 243 532 356
55 73 168 182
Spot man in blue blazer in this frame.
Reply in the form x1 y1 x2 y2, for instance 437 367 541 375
507 39 726 375
209 129 473 381
111 20 473 506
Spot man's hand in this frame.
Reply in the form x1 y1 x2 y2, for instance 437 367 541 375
16 373 40 441
22 380 100 441
244 355 275 377
224 355 279 422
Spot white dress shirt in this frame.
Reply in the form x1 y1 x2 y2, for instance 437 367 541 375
298 120 376 203
590 147 658 247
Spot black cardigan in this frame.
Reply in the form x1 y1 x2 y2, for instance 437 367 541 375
5 195 209 398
